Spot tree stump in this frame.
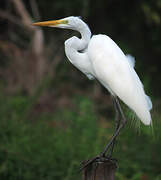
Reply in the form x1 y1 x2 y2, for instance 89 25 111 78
82 158 117 180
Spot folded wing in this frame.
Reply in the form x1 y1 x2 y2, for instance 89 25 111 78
88 35 152 125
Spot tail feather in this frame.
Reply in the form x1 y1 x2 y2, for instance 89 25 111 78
136 108 151 125
145 95 152 110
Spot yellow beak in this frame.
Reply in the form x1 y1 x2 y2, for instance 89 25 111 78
32 19 68 27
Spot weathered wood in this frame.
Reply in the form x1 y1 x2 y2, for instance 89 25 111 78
82 158 117 180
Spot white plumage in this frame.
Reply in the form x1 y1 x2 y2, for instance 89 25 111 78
33 16 152 126
88 35 152 125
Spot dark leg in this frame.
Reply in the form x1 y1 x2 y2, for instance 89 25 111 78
108 96 121 157
80 97 126 171
100 97 127 157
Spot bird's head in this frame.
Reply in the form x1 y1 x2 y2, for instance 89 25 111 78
32 16 84 31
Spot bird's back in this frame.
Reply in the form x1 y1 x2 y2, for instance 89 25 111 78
88 34 152 125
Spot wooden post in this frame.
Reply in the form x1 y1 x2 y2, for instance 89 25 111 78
82 158 117 180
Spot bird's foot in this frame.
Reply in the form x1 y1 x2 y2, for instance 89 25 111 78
80 154 117 171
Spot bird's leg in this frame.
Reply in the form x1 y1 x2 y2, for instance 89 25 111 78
80 97 126 171
108 96 121 158
100 97 127 157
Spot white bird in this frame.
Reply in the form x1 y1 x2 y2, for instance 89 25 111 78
32 16 152 159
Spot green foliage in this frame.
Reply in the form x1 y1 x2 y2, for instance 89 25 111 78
0 95 103 180
0 95 160 180
115 122 161 180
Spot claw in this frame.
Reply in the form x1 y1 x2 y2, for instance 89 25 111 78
80 156 99 171
80 155 117 172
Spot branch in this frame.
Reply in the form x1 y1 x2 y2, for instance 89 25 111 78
11 0 44 53
12 0 32 25
11 0 36 32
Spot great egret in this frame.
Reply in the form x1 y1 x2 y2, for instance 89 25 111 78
32 16 152 164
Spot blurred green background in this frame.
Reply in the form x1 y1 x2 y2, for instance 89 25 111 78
0 0 161 179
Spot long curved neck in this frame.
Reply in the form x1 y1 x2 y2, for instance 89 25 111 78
78 24 92 50
65 21 91 52
64 21 93 75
